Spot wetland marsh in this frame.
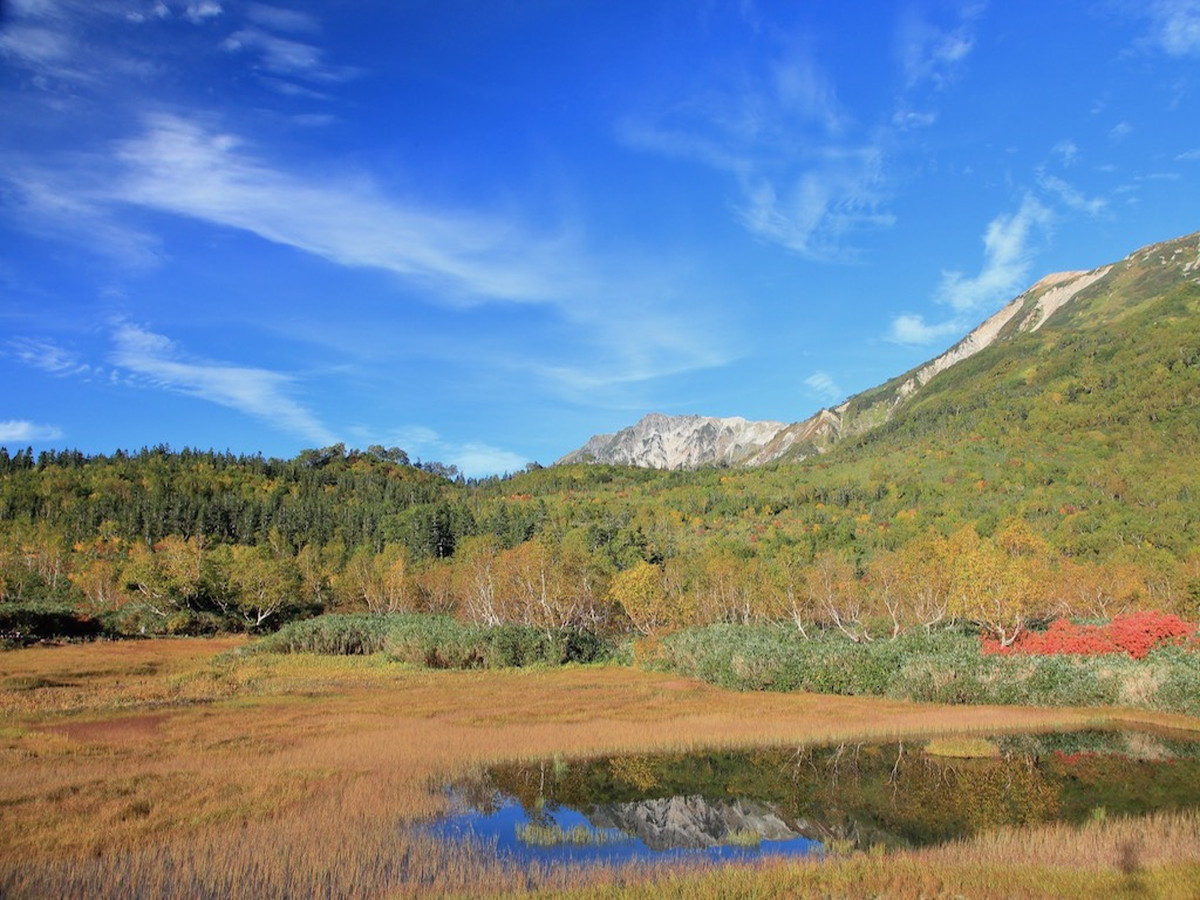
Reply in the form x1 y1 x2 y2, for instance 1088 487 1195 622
3 639 1200 898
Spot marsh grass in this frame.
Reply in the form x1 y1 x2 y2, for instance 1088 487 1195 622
516 823 631 847
925 736 1002 758
2 639 1199 897
651 624 1200 716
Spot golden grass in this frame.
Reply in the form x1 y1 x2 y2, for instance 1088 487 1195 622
2 639 1199 898
924 736 1002 758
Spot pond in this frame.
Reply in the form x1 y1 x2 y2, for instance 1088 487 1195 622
428 728 1200 868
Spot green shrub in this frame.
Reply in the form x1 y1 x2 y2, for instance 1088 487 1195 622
253 613 395 655
384 616 486 668
1149 646 1200 716
255 613 613 669
650 623 1200 716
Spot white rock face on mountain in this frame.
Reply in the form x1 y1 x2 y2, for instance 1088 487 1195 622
894 265 1112 403
555 412 787 470
556 232 1196 471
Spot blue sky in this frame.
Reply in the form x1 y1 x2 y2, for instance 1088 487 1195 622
2 1 1199 476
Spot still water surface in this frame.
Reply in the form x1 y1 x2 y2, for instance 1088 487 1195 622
428 728 1200 868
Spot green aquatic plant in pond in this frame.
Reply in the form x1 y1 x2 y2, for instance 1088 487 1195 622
516 822 630 847
450 728 1200 860
725 828 762 847
925 737 1001 758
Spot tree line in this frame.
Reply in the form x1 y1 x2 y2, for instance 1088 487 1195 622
2 442 1197 642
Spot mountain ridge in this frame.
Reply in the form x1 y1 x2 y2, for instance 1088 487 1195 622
557 230 1200 470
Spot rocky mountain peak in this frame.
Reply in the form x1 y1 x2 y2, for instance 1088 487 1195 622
555 412 787 470
557 230 1200 471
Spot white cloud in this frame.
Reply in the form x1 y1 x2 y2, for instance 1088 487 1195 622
937 195 1052 312
109 321 337 445
1108 121 1133 142
896 4 983 90
891 108 938 130
98 115 732 392
1177 148 1200 161
0 24 70 64
3 169 160 267
363 426 527 477
618 27 895 262
448 443 529 478
771 52 847 134
1037 173 1108 217
889 195 1052 348
222 27 354 83
390 425 440 447
2 111 733 400
623 7 983 261
735 147 896 259
1142 0 1200 55
0 420 64 443
183 1 223 24
247 4 319 33
109 115 575 305
804 371 844 404
623 97 892 261
1052 139 1079 166
7 337 91 377
887 313 965 346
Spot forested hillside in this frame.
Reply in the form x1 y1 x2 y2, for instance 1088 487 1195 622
3 233 1199 642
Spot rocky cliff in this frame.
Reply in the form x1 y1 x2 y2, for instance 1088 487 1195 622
556 412 786 470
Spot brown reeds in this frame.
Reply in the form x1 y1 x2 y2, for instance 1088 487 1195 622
2 638 1198 898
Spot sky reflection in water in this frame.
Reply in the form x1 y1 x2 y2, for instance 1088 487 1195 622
429 729 1200 869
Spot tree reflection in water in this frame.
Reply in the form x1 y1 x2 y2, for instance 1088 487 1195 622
429 728 1200 868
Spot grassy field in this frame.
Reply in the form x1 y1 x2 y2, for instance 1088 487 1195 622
2 639 1199 898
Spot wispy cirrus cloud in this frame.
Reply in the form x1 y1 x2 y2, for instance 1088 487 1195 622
887 313 965 346
1136 0 1200 56
0 22 71 67
0 0 220 90
896 2 983 90
0 420 64 443
4 167 161 268
622 5 984 261
7 337 92 377
0 0 342 103
246 4 319 34
1052 139 1080 166
222 27 356 84
107 114 572 305
619 47 891 261
3 109 734 403
109 321 337 444
98 114 733 395
804 370 844 405
1037 172 1108 217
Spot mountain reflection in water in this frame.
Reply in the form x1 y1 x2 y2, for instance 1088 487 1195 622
430 729 1200 868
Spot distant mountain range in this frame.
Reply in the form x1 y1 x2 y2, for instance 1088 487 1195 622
558 230 1200 470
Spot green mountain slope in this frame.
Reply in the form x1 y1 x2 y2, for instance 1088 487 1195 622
2 231 1198 637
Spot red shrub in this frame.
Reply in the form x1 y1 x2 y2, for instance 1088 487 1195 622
981 611 1196 659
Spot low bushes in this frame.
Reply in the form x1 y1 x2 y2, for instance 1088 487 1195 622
647 622 1200 716
251 613 395 655
981 611 1196 659
644 625 954 695
254 613 613 669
